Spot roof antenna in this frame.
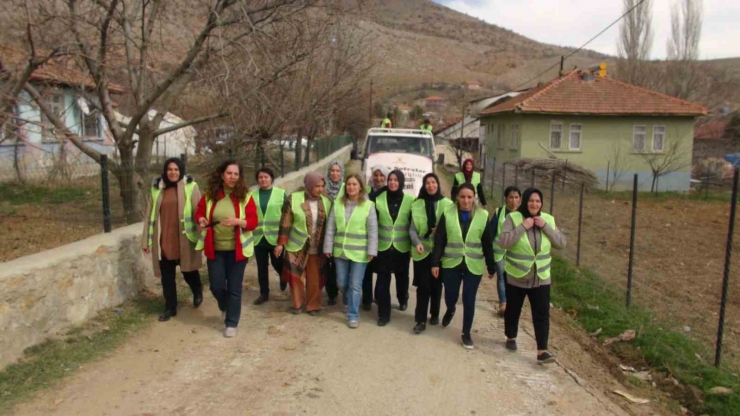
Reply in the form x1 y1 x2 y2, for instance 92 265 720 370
559 56 564 77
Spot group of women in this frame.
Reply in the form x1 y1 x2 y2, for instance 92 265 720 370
141 157 565 364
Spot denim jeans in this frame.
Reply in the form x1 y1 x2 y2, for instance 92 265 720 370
495 259 507 303
442 268 482 336
334 257 368 322
207 251 248 328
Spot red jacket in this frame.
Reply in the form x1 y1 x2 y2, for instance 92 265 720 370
195 190 258 262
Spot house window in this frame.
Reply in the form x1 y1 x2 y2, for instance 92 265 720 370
497 123 504 149
42 90 65 141
633 125 646 152
82 111 100 137
569 124 582 150
550 122 562 149
653 125 665 152
510 123 519 148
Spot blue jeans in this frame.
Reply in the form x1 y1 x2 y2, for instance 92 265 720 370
442 268 482 336
495 259 507 303
334 257 368 322
207 251 248 328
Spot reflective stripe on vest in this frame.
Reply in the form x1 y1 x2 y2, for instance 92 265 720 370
285 191 331 253
455 171 481 193
504 212 555 280
252 187 285 246
376 192 413 253
492 207 508 262
194 194 255 257
147 181 198 247
332 199 374 263
410 197 452 261
441 207 489 275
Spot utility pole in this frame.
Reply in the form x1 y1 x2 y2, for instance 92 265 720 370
369 79 373 126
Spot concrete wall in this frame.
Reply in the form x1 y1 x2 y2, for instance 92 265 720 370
0 144 353 370
482 114 696 191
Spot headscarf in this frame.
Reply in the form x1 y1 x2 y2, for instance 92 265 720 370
162 157 185 188
462 158 475 183
371 164 391 181
386 170 406 202
518 188 543 219
325 159 345 200
303 171 325 201
417 173 444 238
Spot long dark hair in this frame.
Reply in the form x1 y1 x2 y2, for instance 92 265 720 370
454 182 477 212
205 159 248 201
518 188 544 219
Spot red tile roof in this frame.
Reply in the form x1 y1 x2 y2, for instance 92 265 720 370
695 120 729 140
480 70 706 117
425 96 444 101
0 45 126 94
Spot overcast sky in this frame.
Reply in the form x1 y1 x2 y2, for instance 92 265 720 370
433 0 739 60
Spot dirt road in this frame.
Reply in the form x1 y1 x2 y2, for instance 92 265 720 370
9 163 659 416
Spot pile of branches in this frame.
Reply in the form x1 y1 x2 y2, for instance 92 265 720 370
505 158 598 189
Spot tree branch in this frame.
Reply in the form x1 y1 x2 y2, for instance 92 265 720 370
152 111 228 137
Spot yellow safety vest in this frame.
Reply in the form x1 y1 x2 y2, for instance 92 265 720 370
147 178 198 247
376 192 413 253
455 171 481 193
410 197 452 261
441 207 489 275
332 199 374 263
492 207 509 262
195 194 255 257
285 191 332 253
504 212 555 280
251 187 285 246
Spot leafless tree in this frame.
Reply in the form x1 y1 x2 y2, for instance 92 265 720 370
665 0 703 100
22 0 321 223
617 0 653 88
642 141 690 194
606 138 632 191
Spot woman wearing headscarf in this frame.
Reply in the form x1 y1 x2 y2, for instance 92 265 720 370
275 172 331 315
496 188 566 364
371 170 414 326
489 186 521 317
251 167 288 305
451 158 487 208
409 173 452 334
431 183 496 349
324 160 345 305
142 157 203 322
195 160 258 338
362 164 390 310
323 174 378 328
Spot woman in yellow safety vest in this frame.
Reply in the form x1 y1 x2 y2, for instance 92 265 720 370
362 164 390 311
324 160 344 305
496 188 566 364
451 158 487 208
142 157 203 322
323 174 378 328
251 168 288 306
195 160 258 338
410 173 452 334
431 183 496 349
489 186 521 317
371 170 414 326
275 172 331 316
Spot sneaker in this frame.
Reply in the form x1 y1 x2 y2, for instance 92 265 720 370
505 339 518 352
462 334 474 349
224 327 237 338
307 310 320 316
413 322 426 334
253 295 269 305
537 352 557 365
290 307 302 315
399 303 408 311
348 321 359 329
377 317 389 327
442 310 455 327
429 316 440 326
158 309 177 322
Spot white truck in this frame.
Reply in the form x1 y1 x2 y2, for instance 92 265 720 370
359 128 436 196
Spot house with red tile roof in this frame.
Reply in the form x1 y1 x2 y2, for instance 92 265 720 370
479 69 707 191
423 96 445 108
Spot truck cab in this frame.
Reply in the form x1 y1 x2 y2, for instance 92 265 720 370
360 128 436 196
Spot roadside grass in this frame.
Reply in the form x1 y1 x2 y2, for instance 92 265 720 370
0 182 89 205
551 256 740 416
0 297 161 415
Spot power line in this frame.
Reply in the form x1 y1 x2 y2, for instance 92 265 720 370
514 0 648 90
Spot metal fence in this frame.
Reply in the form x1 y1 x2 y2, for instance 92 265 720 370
483 154 740 369
0 135 353 262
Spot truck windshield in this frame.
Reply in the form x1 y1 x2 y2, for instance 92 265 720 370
366 136 433 158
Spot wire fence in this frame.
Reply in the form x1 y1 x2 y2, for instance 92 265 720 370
483 154 740 369
0 135 353 262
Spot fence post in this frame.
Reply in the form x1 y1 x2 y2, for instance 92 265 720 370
550 172 556 214
576 183 584 267
715 168 739 367
626 174 638 308
606 161 610 193
501 163 507 205
261 146 266 168
490 158 496 201
100 155 111 233
280 143 285 177
562 160 568 189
